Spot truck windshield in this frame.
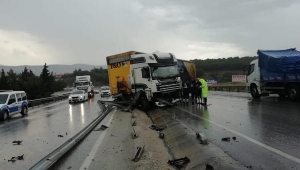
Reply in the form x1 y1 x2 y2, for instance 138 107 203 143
75 82 89 86
151 65 179 78
101 86 110 90
0 94 8 104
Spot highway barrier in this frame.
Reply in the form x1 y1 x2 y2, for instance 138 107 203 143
28 92 71 108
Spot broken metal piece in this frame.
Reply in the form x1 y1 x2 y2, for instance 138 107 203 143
196 132 208 145
58 135 64 137
149 124 167 131
159 133 165 139
206 163 214 170
12 140 23 145
94 125 109 131
132 145 144 162
168 156 190 169
221 137 230 141
8 157 16 162
232 137 236 140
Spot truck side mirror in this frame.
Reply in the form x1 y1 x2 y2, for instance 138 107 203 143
142 67 150 79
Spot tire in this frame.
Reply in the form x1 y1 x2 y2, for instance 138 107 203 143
250 85 261 99
140 97 150 112
21 106 28 116
287 85 300 101
0 110 9 121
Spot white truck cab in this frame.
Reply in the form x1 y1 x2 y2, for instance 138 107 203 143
246 59 262 98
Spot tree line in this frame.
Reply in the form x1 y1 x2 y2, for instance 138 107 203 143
0 63 66 99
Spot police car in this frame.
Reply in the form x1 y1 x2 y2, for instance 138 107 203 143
0 91 28 121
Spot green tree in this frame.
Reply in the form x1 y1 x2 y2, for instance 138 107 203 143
7 68 18 90
0 69 9 90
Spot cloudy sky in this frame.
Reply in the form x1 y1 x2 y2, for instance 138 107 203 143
0 0 300 66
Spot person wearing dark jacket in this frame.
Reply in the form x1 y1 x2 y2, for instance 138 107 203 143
190 79 197 105
182 79 190 106
196 79 202 104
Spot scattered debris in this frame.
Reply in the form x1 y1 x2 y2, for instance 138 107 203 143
232 137 236 141
12 140 22 145
168 156 190 169
221 137 230 141
206 163 214 170
159 133 165 139
131 128 138 139
17 154 24 160
131 114 136 118
58 135 64 137
149 124 167 131
132 120 136 126
246 165 252 169
196 132 208 145
66 132 68 135
94 125 109 131
8 157 16 162
132 145 144 162
67 166 72 169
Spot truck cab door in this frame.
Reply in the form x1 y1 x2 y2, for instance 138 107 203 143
132 67 151 92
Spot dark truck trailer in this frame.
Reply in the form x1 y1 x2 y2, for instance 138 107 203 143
246 48 300 101
177 59 196 82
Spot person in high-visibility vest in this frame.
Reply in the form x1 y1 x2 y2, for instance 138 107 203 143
198 78 208 105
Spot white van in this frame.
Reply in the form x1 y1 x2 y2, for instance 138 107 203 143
0 91 28 120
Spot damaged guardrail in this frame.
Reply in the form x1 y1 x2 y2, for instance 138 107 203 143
28 93 71 108
29 105 113 170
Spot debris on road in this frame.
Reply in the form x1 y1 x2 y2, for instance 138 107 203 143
17 154 24 160
66 132 68 135
221 137 230 141
168 156 190 169
196 132 208 145
149 124 167 131
206 163 214 170
232 137 237 140
132 145 144 162
67 166 72 169
8 157 16 162
131 127 138 139
58 135 64 137
94 125 109 131
12 140 23 145
159 132 165 139
246 165 252 169
132 120 136 126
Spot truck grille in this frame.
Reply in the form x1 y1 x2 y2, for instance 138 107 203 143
156 83 181 93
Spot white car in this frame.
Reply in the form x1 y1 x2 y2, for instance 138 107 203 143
100 86 111 97
69 90 88 103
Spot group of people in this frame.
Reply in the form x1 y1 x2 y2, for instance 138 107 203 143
181 78 208 106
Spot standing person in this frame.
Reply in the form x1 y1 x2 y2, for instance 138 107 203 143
196 78 202 104
199 78 208 105
190 79 197 105
182 79 190 106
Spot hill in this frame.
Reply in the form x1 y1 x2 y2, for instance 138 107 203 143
0 64 106 75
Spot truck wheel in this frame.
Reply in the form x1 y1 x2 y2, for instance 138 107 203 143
287 85 300 101
21 106 28 116
140 97 150 112
250 85 261 99
0 110 9 120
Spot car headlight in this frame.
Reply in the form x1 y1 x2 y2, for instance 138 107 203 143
68 96 71 99
80 96 83 98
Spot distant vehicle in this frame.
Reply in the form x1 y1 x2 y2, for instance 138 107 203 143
0 91 28 121
100 86 111 97
246 48 300 101
68 90 88 103
74 75 94 98
94 89 100 94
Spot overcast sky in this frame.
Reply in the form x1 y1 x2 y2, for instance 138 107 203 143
0 0 300 66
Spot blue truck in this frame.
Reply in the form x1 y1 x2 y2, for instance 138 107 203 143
246 48 300 101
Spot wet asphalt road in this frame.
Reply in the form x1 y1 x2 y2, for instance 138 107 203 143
1 92 300 170
0 95 103 170
167 91 300 170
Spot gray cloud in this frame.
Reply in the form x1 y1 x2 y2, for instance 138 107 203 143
0 0 300 65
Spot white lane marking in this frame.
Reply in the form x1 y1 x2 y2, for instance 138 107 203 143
176 107 300 164
79 109 117 170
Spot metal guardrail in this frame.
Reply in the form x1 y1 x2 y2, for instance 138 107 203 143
208 85 247 92
29 105 113 170
28 92 71 108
